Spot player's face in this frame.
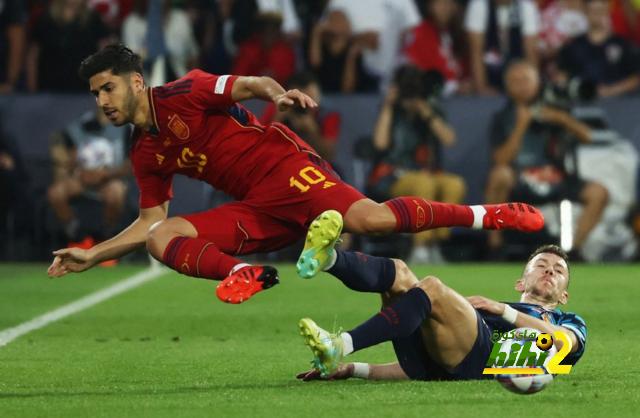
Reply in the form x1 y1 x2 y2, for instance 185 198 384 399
518 253 569 303
89 70 140 126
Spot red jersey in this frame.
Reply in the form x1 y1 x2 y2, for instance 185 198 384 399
130 70 315 209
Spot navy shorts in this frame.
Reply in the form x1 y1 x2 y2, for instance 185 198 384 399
392 310 494 381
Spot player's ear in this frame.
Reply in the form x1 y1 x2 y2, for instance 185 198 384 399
558 290 569 305
515 278 525 293
131 72 144 92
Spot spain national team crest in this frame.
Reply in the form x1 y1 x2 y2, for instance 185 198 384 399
168 115 190 139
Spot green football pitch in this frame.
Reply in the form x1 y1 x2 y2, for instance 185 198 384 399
1 262 638 417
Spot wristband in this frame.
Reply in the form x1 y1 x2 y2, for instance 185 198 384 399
352 363 370 379
501 304 518 324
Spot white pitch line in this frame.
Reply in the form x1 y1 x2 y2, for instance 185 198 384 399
0 266 168 347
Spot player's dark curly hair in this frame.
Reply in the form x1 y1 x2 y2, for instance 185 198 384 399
78 44 143 82
527 244 571 286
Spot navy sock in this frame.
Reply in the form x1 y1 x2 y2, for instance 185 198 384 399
348 287 432 352
327 250 396 293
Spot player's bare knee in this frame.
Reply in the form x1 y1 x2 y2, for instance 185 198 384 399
146 220 171 259
415 276 445 301
390 259 418 294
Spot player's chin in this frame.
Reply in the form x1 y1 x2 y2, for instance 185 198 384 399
111 117 127 127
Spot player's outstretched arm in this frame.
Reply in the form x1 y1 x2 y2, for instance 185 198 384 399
296 362 409 382
47 202 169 278
231 76 318 112
466 295 580 354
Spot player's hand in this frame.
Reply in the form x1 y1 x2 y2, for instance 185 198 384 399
47 247 97 278
296 363 354 381
466 295 505 315
275 89 318 112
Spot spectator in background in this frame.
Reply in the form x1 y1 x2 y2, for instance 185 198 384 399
323 0 421 91
232 11 296 85
369 66 465 264
557 0 640 97
223 0 301 57
183 0 220 73
0 0 27 94
538 0 588 75
405 0 467 96
87 0 133 34
47 107 132 247
485 61 608 259
308 8 376 93
261 71 341 171
465 0 540 95
26 0 112 93
122 0 200 80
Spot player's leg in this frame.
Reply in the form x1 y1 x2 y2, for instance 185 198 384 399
146 204 281 303
97 179 126 238
300 274 478 375
344 194 544 237
433 172 467 242
296 206 417 297
47 176 85 241
389 171 439 263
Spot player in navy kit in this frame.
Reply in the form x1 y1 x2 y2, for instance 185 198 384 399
47 44 545 305
297 229 586 381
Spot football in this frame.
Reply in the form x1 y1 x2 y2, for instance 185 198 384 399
494 327 558 395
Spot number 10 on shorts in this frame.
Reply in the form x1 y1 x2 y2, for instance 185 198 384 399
290 166 336 193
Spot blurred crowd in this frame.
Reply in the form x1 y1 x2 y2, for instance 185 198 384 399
1 0 640 263
1 0 640 96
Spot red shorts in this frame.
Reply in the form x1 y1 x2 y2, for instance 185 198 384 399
180 154 366 255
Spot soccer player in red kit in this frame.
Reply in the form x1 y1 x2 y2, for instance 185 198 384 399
47 45 544 304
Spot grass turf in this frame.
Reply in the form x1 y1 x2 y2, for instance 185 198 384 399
0 262 638 417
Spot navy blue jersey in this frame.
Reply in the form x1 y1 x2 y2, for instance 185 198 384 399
482 302 587 366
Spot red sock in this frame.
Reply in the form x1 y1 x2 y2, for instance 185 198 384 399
384 197 473 233
163 236 241 280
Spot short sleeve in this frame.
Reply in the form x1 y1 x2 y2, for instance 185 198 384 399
183 70 239 110
521 0 541 36
464 0 489 33
134 165 174 209
400 0 421 30
557 312 587 364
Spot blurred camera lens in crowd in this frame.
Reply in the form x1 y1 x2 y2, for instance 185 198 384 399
394 66 445 102
541 77 598 110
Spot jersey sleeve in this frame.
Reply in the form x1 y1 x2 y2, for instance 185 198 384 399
557 312 587 365
133 164 174 209
185 70 240 110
